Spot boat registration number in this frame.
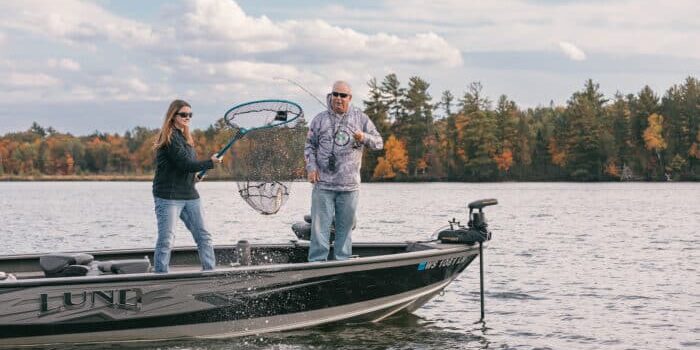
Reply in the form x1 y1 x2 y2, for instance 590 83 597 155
417 256 468 271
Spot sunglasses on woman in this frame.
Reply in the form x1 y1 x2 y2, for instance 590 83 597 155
175 112 193 119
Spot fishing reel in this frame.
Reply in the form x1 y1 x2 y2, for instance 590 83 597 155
437 198 498 244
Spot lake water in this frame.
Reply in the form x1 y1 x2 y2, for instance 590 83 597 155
1 182 698 349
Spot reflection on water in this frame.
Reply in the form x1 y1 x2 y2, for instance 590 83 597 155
1 182 699 349
62 314 489 350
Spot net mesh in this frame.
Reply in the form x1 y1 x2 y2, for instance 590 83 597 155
236 181 289 215
221 100 307 215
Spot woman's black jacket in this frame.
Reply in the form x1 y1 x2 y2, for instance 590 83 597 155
152 129 213 200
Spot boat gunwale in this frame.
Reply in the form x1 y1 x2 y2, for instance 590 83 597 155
0 241 483 287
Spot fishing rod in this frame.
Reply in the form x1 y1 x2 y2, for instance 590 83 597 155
273 77 327 109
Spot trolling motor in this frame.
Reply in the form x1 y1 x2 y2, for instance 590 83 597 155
436 198 498 322
437 198 498 244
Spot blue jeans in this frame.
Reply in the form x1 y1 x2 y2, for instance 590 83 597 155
153 197 216 273
308 187 358 262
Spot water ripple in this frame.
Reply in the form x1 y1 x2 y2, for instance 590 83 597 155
1 181 698 350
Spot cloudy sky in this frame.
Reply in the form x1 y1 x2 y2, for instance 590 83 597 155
0 0 698 135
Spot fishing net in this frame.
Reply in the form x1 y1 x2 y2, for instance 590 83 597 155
217 100 306 215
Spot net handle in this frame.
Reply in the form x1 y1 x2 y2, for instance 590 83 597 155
196 129 246 180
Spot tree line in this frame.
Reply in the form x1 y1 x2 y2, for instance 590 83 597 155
1 75 698 181
363 75 699 181
0 121 306 180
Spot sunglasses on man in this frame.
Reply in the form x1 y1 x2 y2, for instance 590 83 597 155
175 112 193 119
331 92 350 99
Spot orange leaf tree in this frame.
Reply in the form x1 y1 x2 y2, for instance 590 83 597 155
643 113 667 152
385 135 408 174
494 148 513 172
372 135 408 180
372 157 395 180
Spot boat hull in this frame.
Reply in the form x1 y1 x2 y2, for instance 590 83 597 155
0 243 479 347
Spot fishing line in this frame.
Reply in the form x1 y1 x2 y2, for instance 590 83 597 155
274 76 362 140
273 77 327 109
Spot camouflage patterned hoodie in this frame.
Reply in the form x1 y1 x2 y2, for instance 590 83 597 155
304 97 383 191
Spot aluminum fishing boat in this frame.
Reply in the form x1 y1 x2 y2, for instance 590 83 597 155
0 199 497 348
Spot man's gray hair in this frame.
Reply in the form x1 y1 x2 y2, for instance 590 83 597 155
332 80 352 93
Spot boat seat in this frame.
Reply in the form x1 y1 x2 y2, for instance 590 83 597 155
0 272 17 282
59 265 91 277
39 253 94 277
96 258 151 274
291 214 355 241
292 222 319 241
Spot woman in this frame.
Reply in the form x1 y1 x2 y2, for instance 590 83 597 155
152 99 223 273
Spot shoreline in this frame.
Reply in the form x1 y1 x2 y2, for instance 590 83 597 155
0 175 689 182
0 174 154 181
0 175 304 182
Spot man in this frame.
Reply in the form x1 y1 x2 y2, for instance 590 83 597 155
304 81 384 261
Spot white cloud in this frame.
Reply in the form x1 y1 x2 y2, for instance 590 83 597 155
126 78 150 94
167 58 317 101
178 0 288 53
93 75 158 101
66 85 97 101
48 58 81 71
0 65 163 103
558 42 586 61
216 61 302 82
311 0 700 59
169 56 303 83
162 0 461 67
5 72 60 88
284 21 462 67
0 0 158 47
0 0 462 70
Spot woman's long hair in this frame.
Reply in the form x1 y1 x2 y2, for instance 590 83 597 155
154 99 194 149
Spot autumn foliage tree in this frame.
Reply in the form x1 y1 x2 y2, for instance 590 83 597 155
643 113 668 178
643 114 667 153
494 149 513 173
373 135 408 180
